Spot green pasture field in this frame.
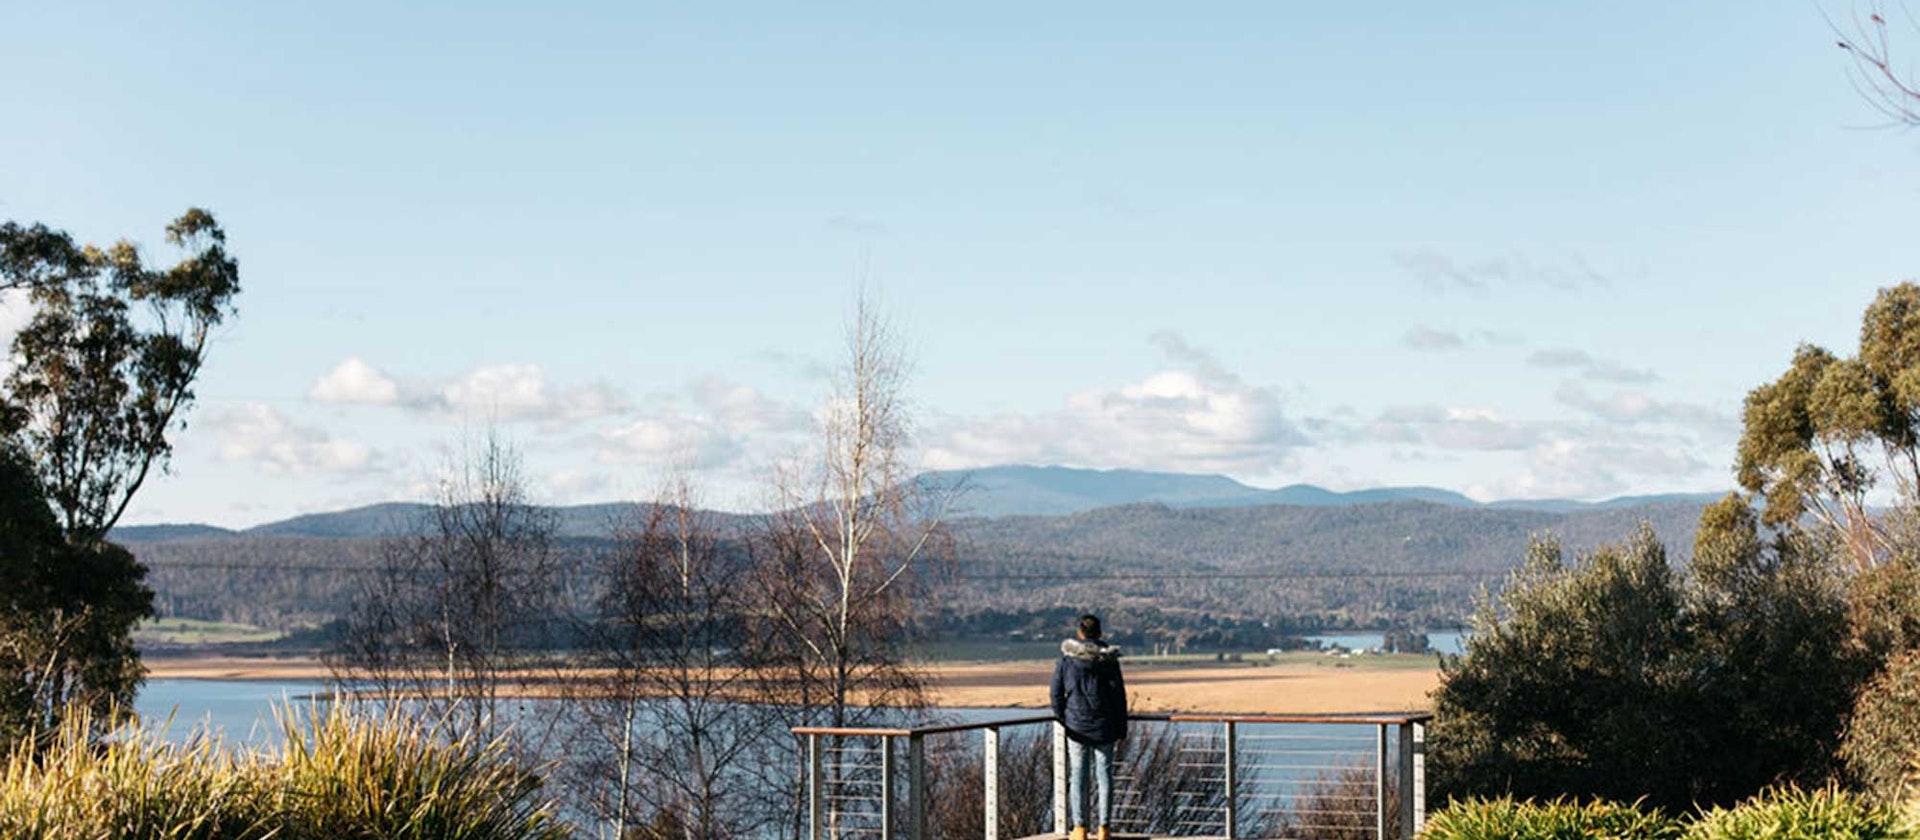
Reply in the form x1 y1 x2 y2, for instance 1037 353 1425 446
134 617 285 646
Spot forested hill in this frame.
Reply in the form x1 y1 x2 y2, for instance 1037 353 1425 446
128 494 1712 636
926 465 1722 518
942 498 1708 629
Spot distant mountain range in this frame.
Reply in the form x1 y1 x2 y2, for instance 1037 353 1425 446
925 465 1726 519
113 464 1730 543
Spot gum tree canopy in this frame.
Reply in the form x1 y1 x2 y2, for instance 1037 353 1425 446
1735 281 1920 570
0 209 239 740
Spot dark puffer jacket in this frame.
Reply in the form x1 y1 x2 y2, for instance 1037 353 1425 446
1051 637 1128 745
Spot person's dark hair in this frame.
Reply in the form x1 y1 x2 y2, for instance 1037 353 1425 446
1078 613 1102 639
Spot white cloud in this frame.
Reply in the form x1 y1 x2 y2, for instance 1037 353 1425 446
1495 437 1711 500
924 334 1306 474
1528 348 1659 384
1554 382 1722 427
309 357 401 405
206 403 379 476
543 468 616 503
598 415 743 468
307 358 627 425
0 289 35 375
1366 405 1541 451
690 376 811 436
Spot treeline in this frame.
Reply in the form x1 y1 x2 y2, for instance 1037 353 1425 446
133 497 1710 641
1425 283 1920 817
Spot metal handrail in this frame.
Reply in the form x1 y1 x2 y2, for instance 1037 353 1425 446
793 710 1431 738
793 711 1428 840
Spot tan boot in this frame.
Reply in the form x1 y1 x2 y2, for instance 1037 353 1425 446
1094 827 1111 840
1069 826 1086 840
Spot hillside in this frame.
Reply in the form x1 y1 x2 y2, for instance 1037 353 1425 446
129 494 1710 636
927 465 1722 519
943 498 1706 629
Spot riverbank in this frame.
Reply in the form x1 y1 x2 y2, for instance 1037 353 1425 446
144 654 1441 713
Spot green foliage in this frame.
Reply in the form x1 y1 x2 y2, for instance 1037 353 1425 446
1430 527 1696 809
1418 796 1680 840
1683 786 1918 840
0 449 151 744
0 209 238 749
1848 552 1920 662
1842 650 1920 801
0 209 239 541
0 702 569 840
1430 516 1862 810
1420 790 1918 840
1686 496 1866 801
1734 282 1920 568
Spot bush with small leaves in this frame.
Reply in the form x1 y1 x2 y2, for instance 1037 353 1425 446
1418 796 1679 840
1684 785 1918 840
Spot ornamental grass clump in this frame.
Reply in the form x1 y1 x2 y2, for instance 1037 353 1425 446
0 702 569 840
1683 785 1918 840
267 701 569 840
0 712 267 840
1418 796 1680 840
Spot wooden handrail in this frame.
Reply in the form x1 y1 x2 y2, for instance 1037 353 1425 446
791 726 914 737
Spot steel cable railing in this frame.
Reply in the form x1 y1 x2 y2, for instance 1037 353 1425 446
795 711 1428 840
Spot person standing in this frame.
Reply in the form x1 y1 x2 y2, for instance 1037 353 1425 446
1051 613 1128 840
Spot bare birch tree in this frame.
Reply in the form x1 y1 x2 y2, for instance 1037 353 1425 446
757 297 953 730
748 298 957 840
330 430 562 750
563 474 787 840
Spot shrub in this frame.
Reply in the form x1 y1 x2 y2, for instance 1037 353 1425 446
1684 785 1917 840
1843 650 1920 801
1418 796 1679 840
1428 530 1696 810
1430 511 1862 811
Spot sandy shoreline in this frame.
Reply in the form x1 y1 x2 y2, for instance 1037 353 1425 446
146 656 1438 714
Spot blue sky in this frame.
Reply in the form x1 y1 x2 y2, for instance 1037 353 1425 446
5 2 1920 526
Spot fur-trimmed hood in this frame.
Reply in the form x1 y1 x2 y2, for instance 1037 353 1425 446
1061 637 1123 661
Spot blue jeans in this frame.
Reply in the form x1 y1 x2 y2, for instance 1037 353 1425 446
1067 738 1115 830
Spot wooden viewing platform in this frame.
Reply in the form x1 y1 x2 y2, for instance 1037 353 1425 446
794 711 1432 840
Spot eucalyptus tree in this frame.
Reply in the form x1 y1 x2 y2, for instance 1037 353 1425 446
0 209 239 740
1735 282 1920 569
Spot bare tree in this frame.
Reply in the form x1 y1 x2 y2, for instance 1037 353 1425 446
562 473 787 840
329 431 563 750
757 297 954 729
749 297 956 840
1834 2 1920 126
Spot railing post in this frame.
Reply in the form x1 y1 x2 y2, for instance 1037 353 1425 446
1052 721 1068 836
908 733 927 840
807 733 823 840
1375 724 1389 840
1406 721 1427 836
984 727 1001 840
882 736 896 840
1223 721 1238 840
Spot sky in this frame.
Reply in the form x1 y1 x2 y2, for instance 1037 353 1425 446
5 2 1920 527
